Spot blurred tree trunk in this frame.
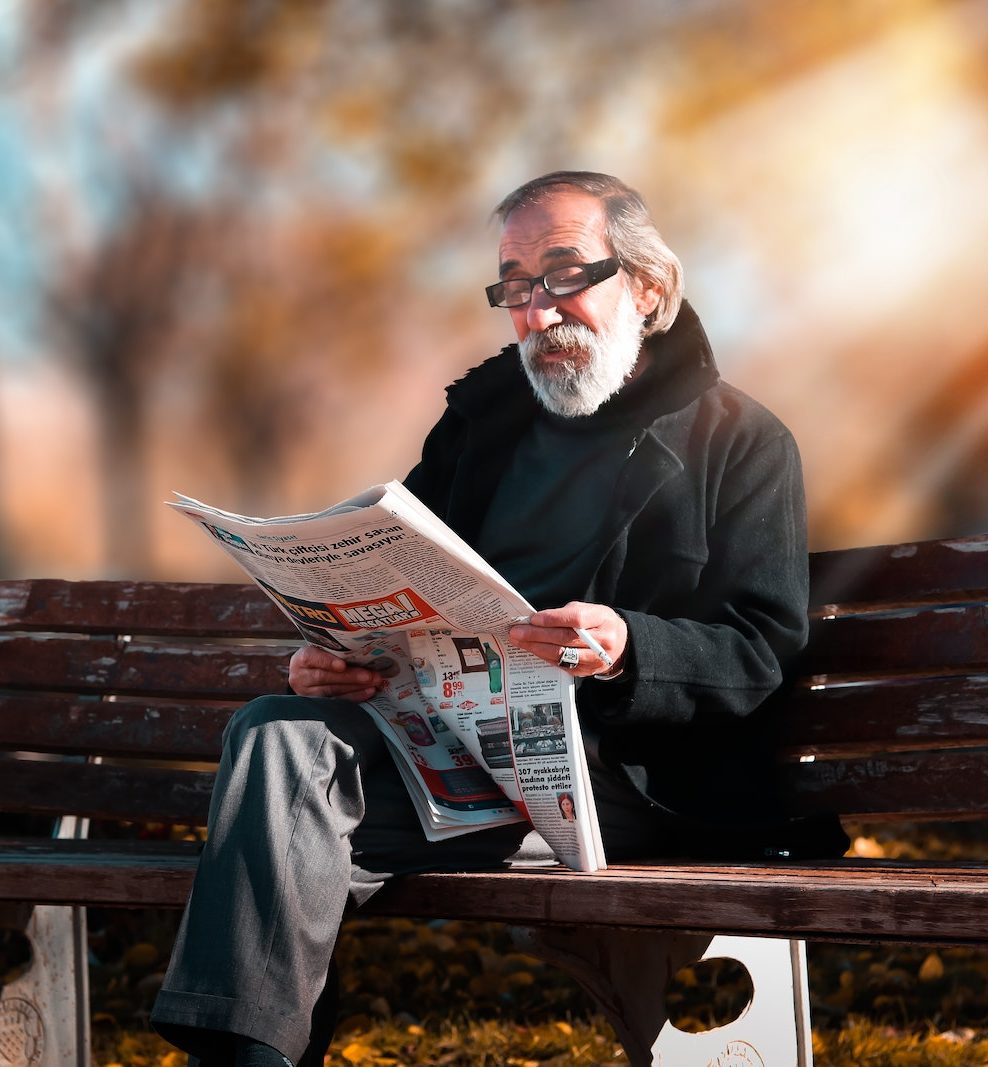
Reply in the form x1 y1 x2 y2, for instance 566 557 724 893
93 375 150 576
46 188 197 575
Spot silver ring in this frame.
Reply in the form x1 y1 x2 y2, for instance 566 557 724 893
558 646 580 669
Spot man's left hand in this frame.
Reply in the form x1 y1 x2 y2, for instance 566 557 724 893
509 601 628 677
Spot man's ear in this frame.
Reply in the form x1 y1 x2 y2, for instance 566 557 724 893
633 278 662 319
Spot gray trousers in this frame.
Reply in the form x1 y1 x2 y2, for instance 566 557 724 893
151 694 668 1065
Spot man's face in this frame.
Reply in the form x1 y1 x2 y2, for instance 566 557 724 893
497 188 660 417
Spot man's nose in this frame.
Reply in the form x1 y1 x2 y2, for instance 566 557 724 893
526 285 563 331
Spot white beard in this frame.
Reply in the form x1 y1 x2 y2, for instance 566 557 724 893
519 288 645 417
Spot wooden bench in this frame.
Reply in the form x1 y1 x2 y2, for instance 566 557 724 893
1 531 987 1067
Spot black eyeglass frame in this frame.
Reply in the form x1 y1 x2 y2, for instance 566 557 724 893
485 257 620 309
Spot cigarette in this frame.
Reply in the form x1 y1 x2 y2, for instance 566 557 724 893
510 616 614 668
574 627 614 668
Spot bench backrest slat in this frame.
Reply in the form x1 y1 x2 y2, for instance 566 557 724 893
809 535 988 609
0 579 292 637
0 635 290 699
782 748 988 820
779 675 988 756
0 695 229 759
800 605 988 677
0 760 214 824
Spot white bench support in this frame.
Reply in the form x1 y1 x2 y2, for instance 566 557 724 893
0 816 90 1067
512 926 812 1067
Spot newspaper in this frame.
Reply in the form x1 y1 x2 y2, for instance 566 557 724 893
169 481 606 873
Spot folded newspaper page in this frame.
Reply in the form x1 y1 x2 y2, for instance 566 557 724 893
169 481 606 872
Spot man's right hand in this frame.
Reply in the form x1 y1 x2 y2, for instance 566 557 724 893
288 644 384 701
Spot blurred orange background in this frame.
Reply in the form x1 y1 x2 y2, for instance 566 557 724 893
1 0 986 581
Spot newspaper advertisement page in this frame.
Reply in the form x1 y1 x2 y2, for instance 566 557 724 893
402 627 602 871
169 482 606 871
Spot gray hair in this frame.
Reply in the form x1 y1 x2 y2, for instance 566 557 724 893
493 171 684 336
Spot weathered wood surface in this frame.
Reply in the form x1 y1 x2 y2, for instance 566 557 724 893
809 534 988 610
0 840 200 907
781 748 988 819
0 761 214 824
10 744 988 826
0 634 290 698
12 745 988 826
779 676 988 756
1 535 982 639
3 608 983 697
0 695 231 759
2 535 984 637
801 604 988 677
0 579 291 637
3 843 988 945
0 530 986 952
365 861 988 944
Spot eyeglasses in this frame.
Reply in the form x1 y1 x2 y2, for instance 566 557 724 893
485 258 620 309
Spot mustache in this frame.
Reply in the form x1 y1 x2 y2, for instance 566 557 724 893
524 322 596 358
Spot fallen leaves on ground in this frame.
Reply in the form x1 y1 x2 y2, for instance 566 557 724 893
72 819 988 1064
91 1015 988 1066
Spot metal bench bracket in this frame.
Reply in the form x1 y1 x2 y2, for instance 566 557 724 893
0 816 90 1067
512 925 812 1067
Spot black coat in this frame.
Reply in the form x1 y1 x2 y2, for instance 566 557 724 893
405 302 847 858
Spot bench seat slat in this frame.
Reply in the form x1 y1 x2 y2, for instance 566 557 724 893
0 695 230 759
0 845 199 908
4 843 988 944
0 635 290 698
0 761 213 824
779 675 988 756
0 579 292 637
801 604 988 676
809 535 988 609
367 863 988 944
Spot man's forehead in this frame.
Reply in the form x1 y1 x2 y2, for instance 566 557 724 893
497 189 609 270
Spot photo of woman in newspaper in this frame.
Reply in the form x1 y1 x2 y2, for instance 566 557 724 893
557 792 577 822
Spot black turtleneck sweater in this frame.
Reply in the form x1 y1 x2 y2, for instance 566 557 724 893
474 359 663 610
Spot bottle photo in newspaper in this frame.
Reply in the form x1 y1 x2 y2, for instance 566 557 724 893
169 481 607 872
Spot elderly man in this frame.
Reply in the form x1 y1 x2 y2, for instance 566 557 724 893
152 171 846 1067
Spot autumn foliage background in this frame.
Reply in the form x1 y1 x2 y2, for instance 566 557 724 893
2 1 988 1064
3 0 988 580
